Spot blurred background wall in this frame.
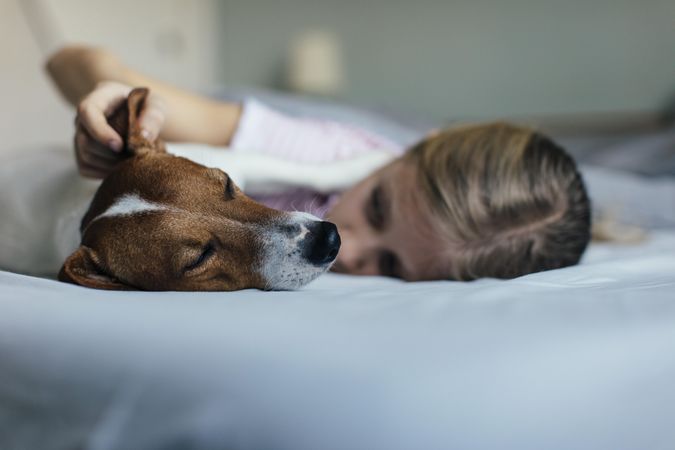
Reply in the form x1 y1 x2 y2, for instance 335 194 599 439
216 0 675 122
1 0 674 151
0 0 218 151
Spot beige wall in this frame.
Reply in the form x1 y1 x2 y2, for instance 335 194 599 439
0 0 70 152
0 0 218 153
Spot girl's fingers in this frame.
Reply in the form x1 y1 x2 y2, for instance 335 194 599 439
77 154 107 178
77 150 114 174
76 127 121 161
77 101 124 151
78 164 107 179
75 131 122 176
138 93 166 141
76 81 132 151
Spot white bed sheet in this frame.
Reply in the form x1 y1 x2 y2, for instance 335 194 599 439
1 232 675 450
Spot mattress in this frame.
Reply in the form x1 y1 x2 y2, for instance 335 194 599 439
1 231 675 450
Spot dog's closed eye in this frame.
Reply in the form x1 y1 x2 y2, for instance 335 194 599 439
204 168 236 200
184 241 216 273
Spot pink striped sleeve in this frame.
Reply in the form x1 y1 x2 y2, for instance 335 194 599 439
229 99 404 163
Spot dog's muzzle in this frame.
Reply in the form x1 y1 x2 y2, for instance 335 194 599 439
259 213 341 289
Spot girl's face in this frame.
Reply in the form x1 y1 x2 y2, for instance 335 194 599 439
326 158 453 281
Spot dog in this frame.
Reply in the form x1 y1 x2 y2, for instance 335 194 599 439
0 88 349 291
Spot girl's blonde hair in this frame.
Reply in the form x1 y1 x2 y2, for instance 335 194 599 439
404 122 591 280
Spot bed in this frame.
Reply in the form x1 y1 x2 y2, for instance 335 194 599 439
1 231 675 449
1 91 675 449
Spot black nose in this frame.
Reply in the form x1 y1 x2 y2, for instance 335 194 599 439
302 221 341 266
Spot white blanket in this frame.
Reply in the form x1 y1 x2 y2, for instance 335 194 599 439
1 232 674 449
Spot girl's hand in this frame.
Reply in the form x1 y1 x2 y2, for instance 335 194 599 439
74 81 165 178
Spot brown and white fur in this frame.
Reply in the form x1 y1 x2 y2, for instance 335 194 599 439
0 88 392 291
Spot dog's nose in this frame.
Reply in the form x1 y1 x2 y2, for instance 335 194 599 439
302 221 341 265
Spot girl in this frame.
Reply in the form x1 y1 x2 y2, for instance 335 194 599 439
47 46 591 281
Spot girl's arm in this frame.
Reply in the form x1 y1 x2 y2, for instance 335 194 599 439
46 45 241 146
45 45 397 189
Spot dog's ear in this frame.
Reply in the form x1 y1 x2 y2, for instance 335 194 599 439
108 87 166 156
59 246 132 290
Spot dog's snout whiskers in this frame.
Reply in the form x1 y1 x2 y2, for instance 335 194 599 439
279 223 301 237
259 213 338 290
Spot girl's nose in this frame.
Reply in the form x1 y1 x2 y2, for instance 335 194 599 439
333 229 378 275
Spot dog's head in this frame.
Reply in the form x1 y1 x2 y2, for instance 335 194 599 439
59 88 340 291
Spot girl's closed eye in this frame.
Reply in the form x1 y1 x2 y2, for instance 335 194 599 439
366 184 387 230
379 250 401 279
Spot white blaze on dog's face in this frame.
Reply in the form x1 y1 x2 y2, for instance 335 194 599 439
58 88 340 291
